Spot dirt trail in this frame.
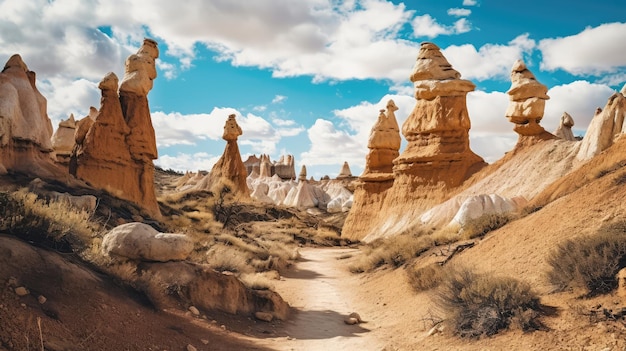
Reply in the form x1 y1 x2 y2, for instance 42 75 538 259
256 247 385 351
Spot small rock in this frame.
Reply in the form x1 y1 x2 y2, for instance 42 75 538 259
343 312 363 325
200 339 209 345
220 325 226 330
255 312 274 322
7 277 18 287
37 295 47 304
186 344 197 351
188 306 200 316
14 287 29 296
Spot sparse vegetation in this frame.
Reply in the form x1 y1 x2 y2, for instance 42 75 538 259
435 266 544 338
407 264 446 292
460 213 512 240
0 189 99 252
348 231 435 273
546 221 626 296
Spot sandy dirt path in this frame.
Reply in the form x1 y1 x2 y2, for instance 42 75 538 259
256 247 386 351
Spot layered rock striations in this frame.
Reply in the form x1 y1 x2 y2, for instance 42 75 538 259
70 39 161 219
195 114 249 197
554 112 576 141
343 42 486 241
0 54 61 176
505 60 554 142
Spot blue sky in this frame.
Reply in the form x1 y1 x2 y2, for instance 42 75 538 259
1 0 624 178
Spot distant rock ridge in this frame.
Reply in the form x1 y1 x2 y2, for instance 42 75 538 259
243 153 296 180
70 39 161 219
343 42 486 241
0 54 65 178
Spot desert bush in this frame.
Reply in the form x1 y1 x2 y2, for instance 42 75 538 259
205 246 252 274
239 273 275 290
546 222 626 296
461 213 512 240
348 233 434 273
436 267 543 338
0 189 98 249
407 264 446 292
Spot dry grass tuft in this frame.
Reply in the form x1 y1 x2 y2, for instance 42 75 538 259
348 232 435 273
239 273 275 290
407 264 446 292
436 266 544 338
546 220 626 296
460 213 512 240
206 246 252 274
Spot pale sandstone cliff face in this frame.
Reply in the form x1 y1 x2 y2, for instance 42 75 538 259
577 88 626 161
193 114 249 198
70 40 161 219
51 114 77 163
0 54 63 177
343 42 486 241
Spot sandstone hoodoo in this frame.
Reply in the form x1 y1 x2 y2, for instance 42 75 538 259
0 54 61 177
336 161 353 179
577 85 626 161
362 100 401 179
194 114 249 197
343 42 486 241
554 112 576 141
505 59 553 141
298 164 307 182
51 114 77 164
70 39 161 219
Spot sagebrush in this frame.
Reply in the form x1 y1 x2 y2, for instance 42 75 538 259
546 221 626 296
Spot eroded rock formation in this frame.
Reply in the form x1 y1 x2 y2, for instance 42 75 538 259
195 114 249 197
298 165 307 182
505 60 553 140
337 161 352 179
70 39 161 219
0 54 61 177
577 86 626 161
343 42 486 241
51 114 76 164
554 112 576 141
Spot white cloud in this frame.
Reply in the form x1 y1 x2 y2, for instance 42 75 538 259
447 8 471 17
466 90 510 134
443 33 536 81
253 105 268 112
155 152 219 172
539 22 626 76
272 95 287 104
272 118 297 127
463 0 478 5
412 14 471 38
543 80 616 134
38 77 100 126
301 94 413 169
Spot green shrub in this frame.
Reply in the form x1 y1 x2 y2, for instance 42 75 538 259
546 222 626 296
436 267 543 338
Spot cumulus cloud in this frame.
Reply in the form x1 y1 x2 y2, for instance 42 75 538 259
543 80 616 134
463 0 478 5
155 152 220 172
443 34 536 81
447 8 471 17
37 77 100 126
300 94 413 169
412 14 471 38
539 22 626 76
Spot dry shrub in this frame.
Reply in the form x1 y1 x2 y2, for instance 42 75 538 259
348 233 434 273
407 264 446 292
205 246 252 274
461 213 511 240
546 221 626 296
0 189 98 249
436 267 544 338
239 273 275 290
216 233 269 258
